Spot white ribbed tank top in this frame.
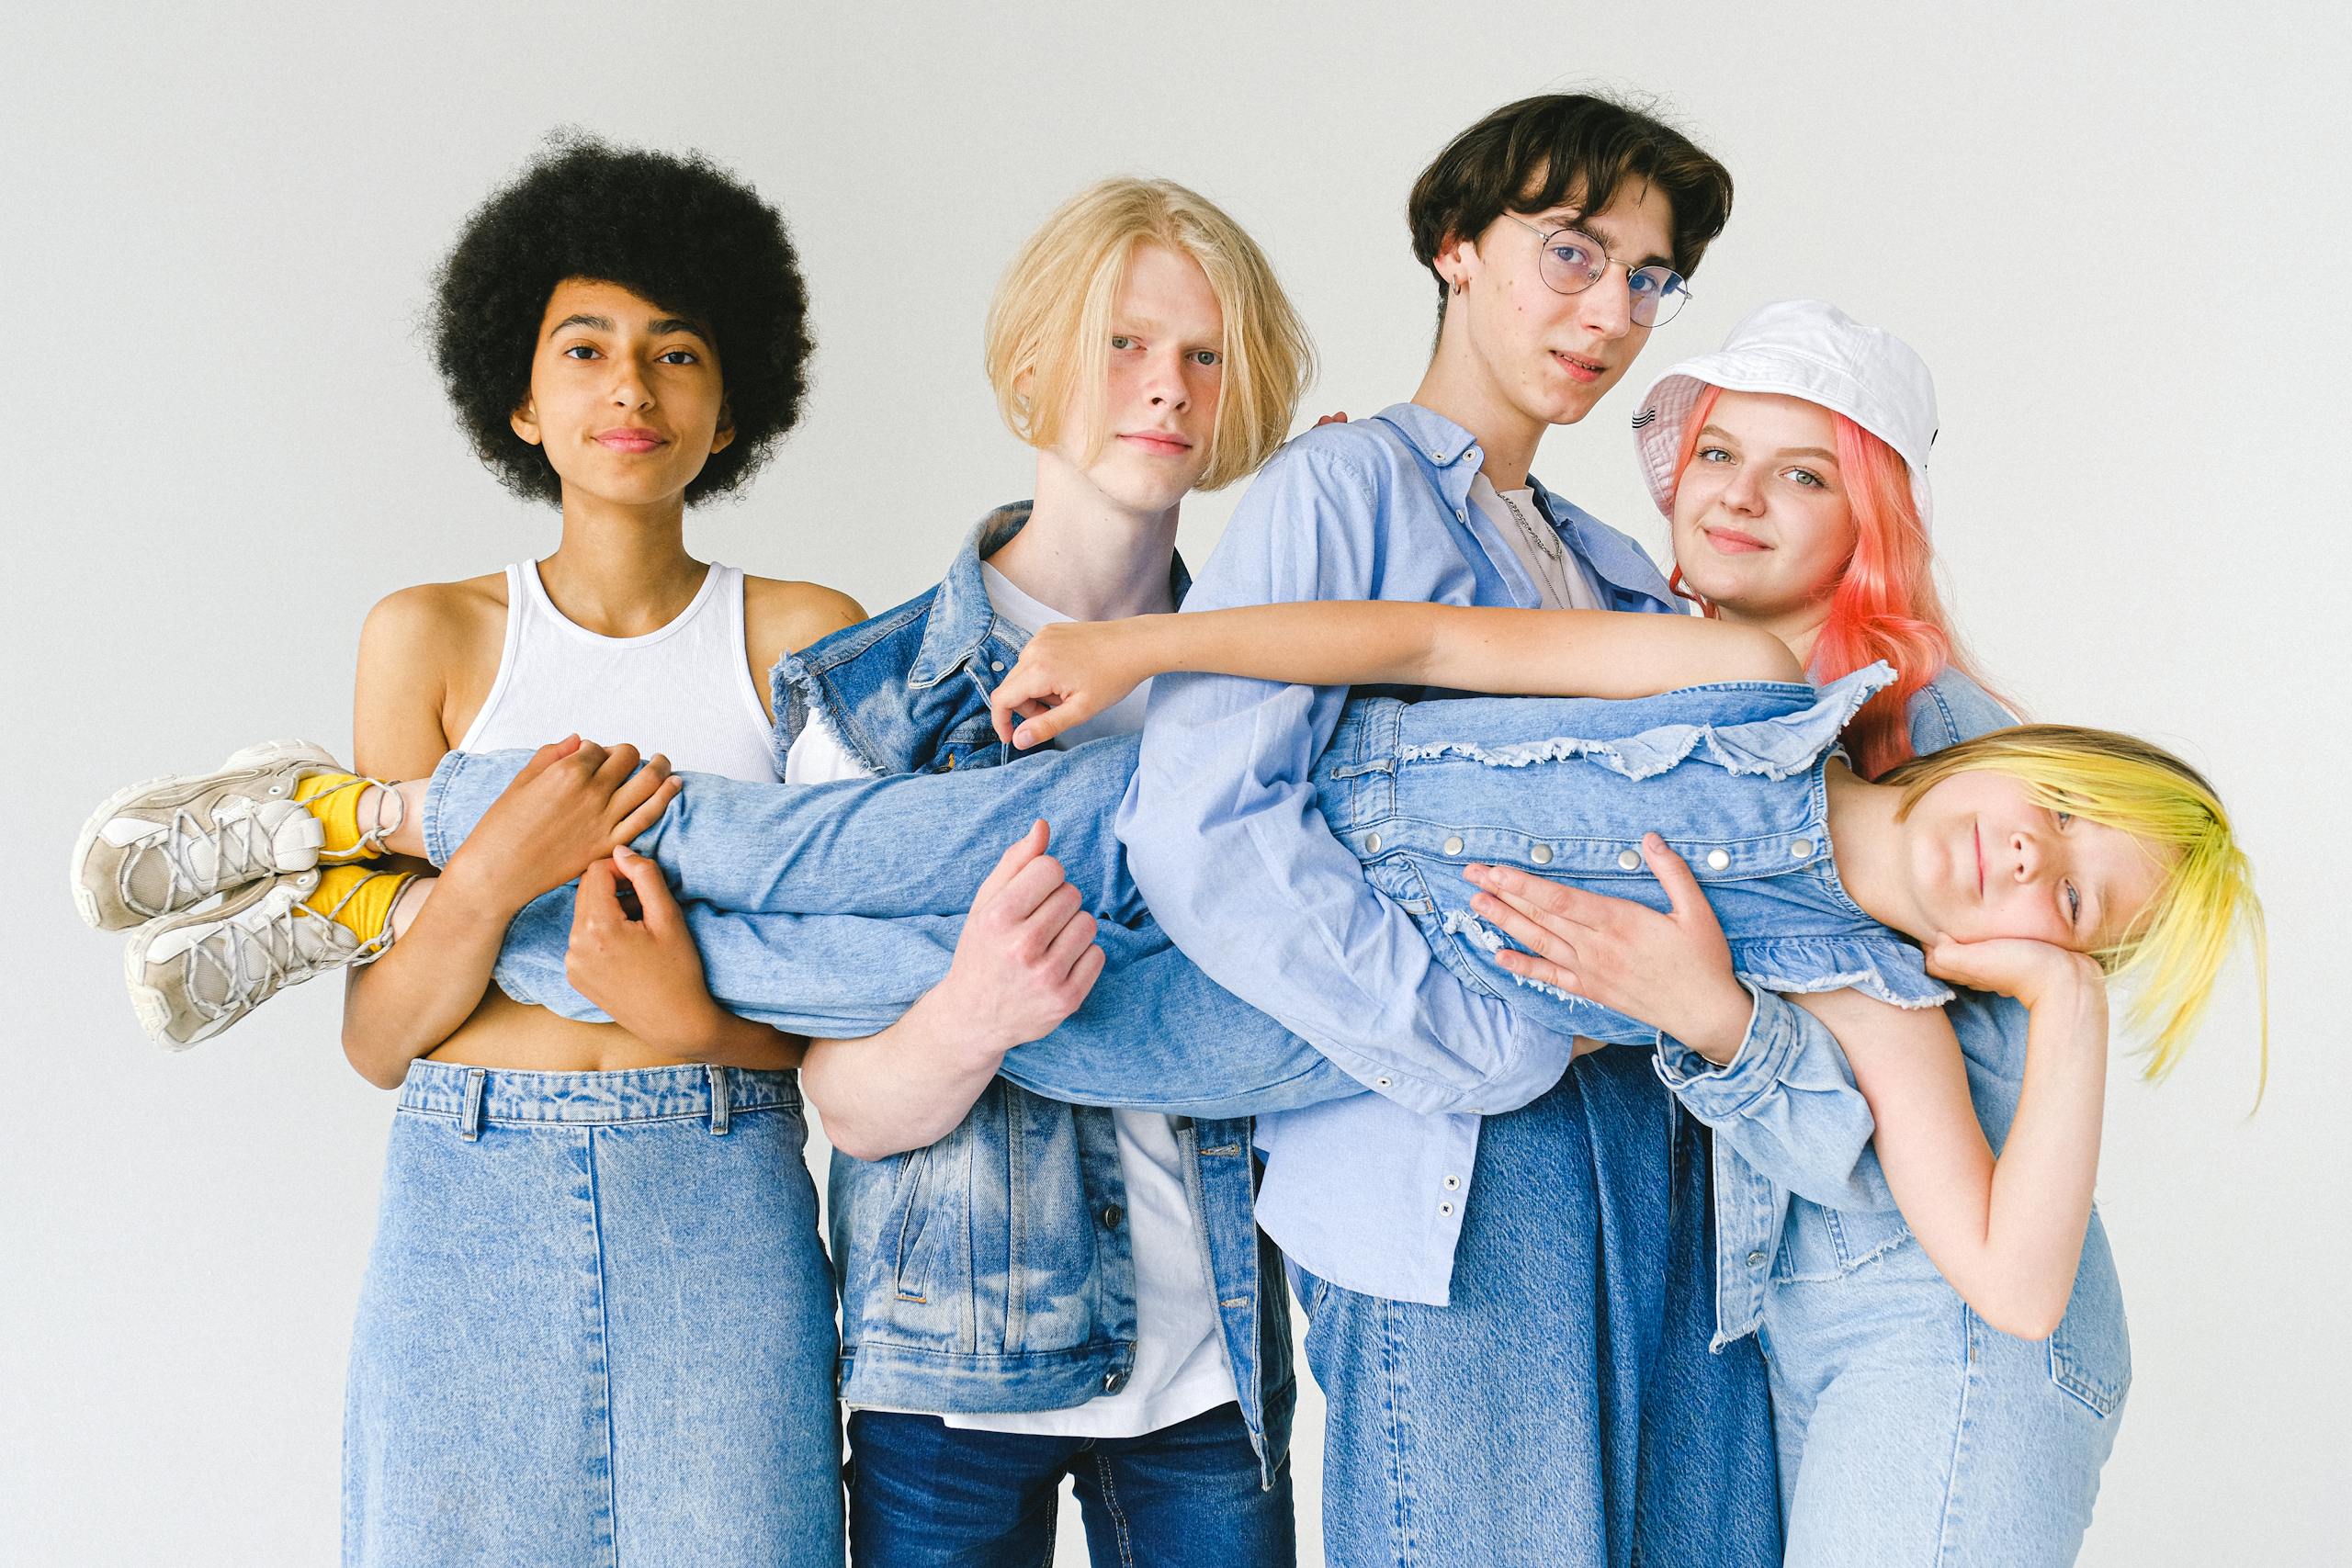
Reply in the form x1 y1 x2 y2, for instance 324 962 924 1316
458 560 781 782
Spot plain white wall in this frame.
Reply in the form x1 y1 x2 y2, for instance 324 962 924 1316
6 3 2346 1562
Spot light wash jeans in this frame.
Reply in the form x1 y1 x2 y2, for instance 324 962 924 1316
1760 1213 2130 1565
424 734 1361 1120
343 1061 842 1567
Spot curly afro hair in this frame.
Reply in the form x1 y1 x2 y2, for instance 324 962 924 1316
431 132 811 507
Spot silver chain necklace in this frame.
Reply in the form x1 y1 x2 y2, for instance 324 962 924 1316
1498 488 1563 564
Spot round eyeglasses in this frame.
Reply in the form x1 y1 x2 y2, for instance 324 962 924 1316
1500 213 1690 328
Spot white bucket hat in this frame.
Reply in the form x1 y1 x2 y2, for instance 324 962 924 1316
1630 299 1939 528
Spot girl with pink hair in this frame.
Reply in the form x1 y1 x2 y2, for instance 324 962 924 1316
1487 299 2130 1563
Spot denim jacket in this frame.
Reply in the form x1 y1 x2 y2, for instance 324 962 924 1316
769 503 1294 1483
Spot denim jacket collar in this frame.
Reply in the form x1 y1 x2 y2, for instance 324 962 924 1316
906 501 1195 689
1366 401 1678 617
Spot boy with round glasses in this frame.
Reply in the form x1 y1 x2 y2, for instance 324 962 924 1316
1116 93 1801 1562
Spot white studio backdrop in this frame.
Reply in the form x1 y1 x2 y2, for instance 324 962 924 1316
4 4 2346 1562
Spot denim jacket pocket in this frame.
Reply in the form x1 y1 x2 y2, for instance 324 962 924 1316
889 1146 938 1303
1772 1195 1915 1283
2046 1210 2132 1418
924 718 1007 776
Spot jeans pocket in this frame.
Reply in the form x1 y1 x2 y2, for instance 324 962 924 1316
2046 1212 2132 1417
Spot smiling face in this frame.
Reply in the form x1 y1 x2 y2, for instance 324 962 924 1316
1442 179 1678 431
1899 769 2170 953
1040 242 1224 520
1671 390 1860 631
509 276 733 513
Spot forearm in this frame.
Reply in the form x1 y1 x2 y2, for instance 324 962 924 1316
340 865 519 1088
642 1007 808 1071
1856 973 2106 1339
1963 983 2107 1336
1106 603 1795 696
802 1005 1004 1161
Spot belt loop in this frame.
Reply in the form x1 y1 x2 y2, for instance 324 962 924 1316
458 1067 486 1143
707 1064 731 1136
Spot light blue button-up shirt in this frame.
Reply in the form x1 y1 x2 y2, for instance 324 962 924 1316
1120 404 1690 1303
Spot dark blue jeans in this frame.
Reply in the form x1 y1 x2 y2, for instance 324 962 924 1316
846 1402 1295 1567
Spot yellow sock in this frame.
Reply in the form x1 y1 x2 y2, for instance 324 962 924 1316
294 772 388 861
300 864 413 952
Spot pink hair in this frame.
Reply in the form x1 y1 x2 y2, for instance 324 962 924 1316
1668 383 2003 778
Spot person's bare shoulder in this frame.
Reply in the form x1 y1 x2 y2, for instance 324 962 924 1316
744 574 867 657
741 576 866 723
355 572 512 771
360 573 508 681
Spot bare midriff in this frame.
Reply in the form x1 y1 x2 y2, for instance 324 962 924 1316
422 983 803 1075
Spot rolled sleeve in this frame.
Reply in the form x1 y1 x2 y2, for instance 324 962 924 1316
1654 984 1895 1212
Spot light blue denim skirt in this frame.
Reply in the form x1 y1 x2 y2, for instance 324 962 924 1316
342 1060 843 1567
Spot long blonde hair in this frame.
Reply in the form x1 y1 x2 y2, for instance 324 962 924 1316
1883 724 2267 1083
984 177 1314 490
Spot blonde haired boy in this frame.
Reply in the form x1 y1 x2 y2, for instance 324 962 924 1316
774 176 1313 1564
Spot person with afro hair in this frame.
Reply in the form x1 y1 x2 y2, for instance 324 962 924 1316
320 135 857 1564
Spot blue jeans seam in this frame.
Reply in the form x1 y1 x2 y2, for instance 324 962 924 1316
1380 1295 1419 1565
398 1105 792 1131
582 1128 619 1568
1934 1310 1982 1568
1088 1449 1136 1568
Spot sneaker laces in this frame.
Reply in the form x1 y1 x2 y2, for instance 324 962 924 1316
301 773 405 863
125 804 295 913
180 873 400 1023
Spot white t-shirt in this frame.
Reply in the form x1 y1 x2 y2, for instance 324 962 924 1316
1470 472 1605 612
785 561 1238 1438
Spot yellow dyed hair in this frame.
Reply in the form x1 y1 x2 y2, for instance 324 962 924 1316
983 177 1314 491
1882 724 2267 1085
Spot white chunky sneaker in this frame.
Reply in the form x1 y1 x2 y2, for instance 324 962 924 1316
71 739 362 931
121 870 398 1048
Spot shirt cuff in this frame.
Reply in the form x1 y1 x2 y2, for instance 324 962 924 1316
1652 982 1799 1123
1326 1010 1577 1117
